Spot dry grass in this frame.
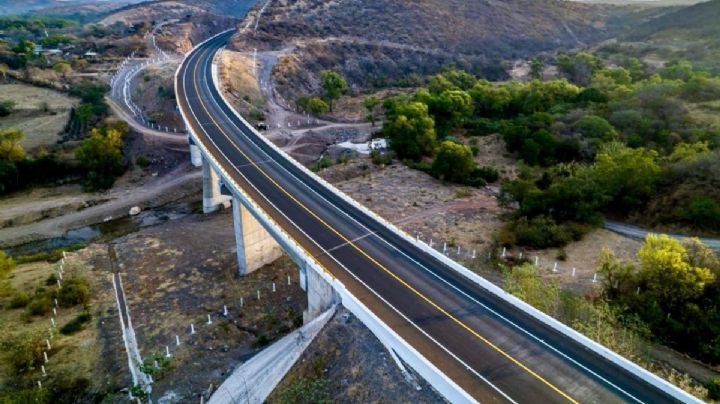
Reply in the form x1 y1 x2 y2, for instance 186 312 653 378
0 84 77 150
0 247 117 396
218 50 264 115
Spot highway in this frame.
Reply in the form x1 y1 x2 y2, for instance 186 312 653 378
177 31 688 404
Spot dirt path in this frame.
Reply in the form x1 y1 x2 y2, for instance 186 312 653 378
0 166 201 247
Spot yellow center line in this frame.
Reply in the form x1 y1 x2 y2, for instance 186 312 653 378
186 42 578 404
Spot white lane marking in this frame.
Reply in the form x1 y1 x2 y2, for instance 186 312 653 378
182 42 515 403
199 39 646 403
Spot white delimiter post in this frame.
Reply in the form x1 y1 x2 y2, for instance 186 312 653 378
202 157 224 213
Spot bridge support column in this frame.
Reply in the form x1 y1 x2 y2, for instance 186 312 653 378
188 135 202 167
232 195 283 276
303 263 339 324
202 157 225 213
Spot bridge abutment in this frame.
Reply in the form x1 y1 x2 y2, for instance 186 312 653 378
231 195 283 276
302 262 339 323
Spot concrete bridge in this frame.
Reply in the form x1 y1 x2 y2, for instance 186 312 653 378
175 30 699 404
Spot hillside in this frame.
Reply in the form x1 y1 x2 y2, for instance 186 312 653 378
597 0 720 72
229 0 660 102
0 0 143 16
628 0 720 38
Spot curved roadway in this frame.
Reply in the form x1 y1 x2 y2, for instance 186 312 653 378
177 31 689 404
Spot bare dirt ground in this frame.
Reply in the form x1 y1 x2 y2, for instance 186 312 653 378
109 209 307 402
268 307 445 403
322 159 507 252
0 83 78 150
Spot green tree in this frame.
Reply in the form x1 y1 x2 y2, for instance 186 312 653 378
305 97 328 115
438 69 477 90
589 143 660 210
529 58 545 80
660 60 694 81
75 125 126 190
320 70 346 112
574 115 618 142
675 196 720 228
52 60 72 77
364 95 379 126
0 128 25 161
469 81 512 117
383 101 436 160
637 234 715 310
418 89 473 136
556 52 602 86
12 39 34 57
431 140 476 183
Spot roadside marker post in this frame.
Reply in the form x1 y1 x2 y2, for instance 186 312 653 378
207 314 212 325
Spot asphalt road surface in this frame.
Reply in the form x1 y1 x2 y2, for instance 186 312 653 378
177 31 689 404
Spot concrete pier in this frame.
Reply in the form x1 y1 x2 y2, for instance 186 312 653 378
202 157 225 213
188 135 202 167
232 196 283 276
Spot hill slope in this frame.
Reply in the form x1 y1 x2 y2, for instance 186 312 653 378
230 0 657 101
628 0 720 39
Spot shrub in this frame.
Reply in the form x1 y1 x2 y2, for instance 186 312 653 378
309 157 332 172
370 150 392 166
13 243 85 265
26 292 52 316
46 273 58 286
501 215 572 248
58 277 90 307
135 156 151 168
8 291 30 309
60 312 92 335
0 332 43 373
473 165 499 183
0 100 15 117
707 377 720 400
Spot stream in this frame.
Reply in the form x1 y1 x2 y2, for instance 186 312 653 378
4 202 200 257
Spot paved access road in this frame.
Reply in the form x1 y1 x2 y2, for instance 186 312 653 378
177 31 690 404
